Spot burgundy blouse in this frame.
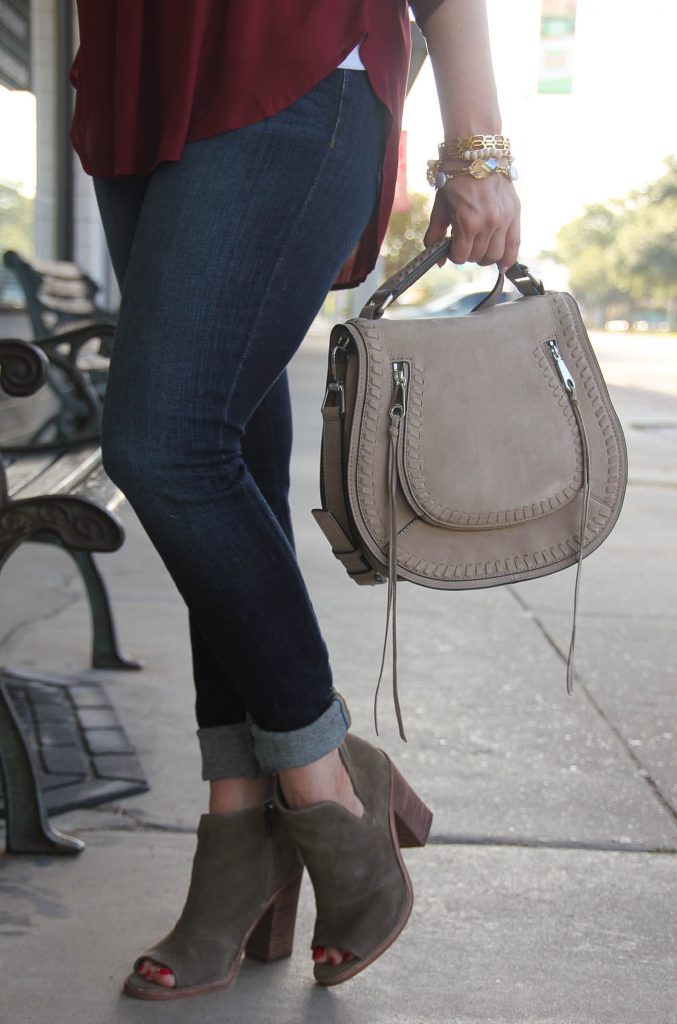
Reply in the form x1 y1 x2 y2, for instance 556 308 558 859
70 1 443 288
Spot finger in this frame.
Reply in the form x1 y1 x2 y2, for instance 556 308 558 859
423 197 452 265
476 227 508 268
423 207 448 246
499 220 521 273
467 230 498 266
448 230 474 266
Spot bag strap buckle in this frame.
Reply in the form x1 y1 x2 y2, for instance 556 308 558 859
321 380 345 416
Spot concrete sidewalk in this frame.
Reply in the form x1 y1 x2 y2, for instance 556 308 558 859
1 333 675 1023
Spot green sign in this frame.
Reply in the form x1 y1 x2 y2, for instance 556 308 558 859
538 0 577 95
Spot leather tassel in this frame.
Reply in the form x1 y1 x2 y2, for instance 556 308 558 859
566 395 592 694
374 414 407 741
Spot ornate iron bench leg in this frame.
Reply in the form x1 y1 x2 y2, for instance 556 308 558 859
29 536 142 671
70 547 142 670
0 679 84 855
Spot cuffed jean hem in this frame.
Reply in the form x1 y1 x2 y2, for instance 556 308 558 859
250 691 351 774
198 723 262 781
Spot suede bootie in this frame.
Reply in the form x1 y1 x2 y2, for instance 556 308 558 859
123 802 303 1001
276 733 432 986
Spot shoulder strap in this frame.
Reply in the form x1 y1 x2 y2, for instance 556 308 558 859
315 335 384 585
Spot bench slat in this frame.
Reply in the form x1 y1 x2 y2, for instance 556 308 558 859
7 448 122 511
39 296 98 316
72 463 125 513
16 446 102 499
30 257 82 279
39 278 92 300
5 453 60 497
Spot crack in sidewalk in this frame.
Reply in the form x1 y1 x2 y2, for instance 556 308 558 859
61 806 196 836
428 833 677 855
0 587 82 652
63 814 677 855
507 586 677 827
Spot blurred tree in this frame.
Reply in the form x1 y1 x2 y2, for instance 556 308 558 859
646 154 677 202
550 158 677 328
0 182 34 256
380 191 470 305
616 165 677 317
551 201 627 313
380 191 431 279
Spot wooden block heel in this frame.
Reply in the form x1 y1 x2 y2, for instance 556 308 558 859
391 764 433 848
278 735 433 988
245 870 303 962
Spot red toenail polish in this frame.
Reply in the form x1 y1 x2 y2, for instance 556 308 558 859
157 968 173 976
312 947 325 961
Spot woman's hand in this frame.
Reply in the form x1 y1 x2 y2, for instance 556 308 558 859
423 174 521 273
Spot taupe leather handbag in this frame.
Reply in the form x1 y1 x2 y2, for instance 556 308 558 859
313 239 628 737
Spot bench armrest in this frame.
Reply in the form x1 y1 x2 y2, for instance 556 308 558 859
0 339 48 397
1 334 102 452
37 321 116 364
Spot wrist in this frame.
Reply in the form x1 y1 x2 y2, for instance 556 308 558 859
443 119 502 141
440 103 502 141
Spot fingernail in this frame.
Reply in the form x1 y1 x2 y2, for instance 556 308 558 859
312 947 325 962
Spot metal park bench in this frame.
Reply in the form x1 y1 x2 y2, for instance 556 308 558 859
0 338 143 856
3 250 115 444
3 250 116 340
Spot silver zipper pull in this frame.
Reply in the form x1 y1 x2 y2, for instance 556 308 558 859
330 333 349 381
322 334 349 415
390 361 408 418
547 339 575 393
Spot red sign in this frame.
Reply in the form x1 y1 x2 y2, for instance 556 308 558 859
392 131 411 213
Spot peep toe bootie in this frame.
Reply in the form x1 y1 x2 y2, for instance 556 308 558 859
277 733 433 986
123 802 303 1001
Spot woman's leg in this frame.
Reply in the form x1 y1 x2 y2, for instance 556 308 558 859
94 176 302 772
191 370 296 755
99 69 385 757
96 71 387 987
94 173 271 794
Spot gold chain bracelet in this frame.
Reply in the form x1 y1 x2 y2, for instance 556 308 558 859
426 157 517 190
440 134 511 158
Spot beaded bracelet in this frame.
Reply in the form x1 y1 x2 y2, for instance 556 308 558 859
427 130 518 189
426 157 518 190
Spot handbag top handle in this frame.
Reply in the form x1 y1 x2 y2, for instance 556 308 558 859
360 237 545 320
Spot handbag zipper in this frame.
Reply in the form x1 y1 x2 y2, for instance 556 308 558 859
546 339 576 394
390 361 409 418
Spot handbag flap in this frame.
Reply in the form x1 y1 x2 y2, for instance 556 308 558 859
351 295 583 531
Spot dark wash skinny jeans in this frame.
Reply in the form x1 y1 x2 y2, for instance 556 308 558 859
94 70 387 778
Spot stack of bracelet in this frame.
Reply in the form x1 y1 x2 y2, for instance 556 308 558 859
426 134 518 190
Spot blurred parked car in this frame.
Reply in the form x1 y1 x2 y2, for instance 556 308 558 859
388 283 518 319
